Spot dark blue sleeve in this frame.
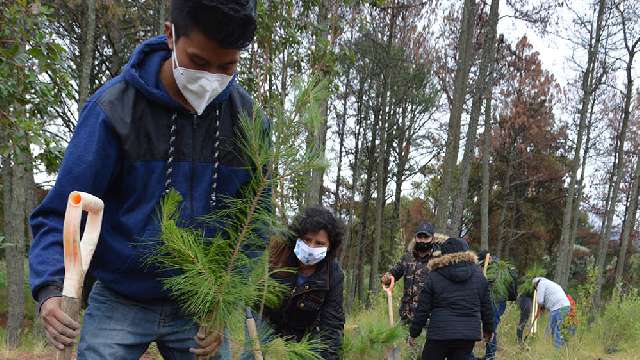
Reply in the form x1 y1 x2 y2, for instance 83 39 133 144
28 100 120 302
410 273 434 338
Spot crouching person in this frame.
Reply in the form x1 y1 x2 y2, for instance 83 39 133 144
263 206 345 360
409 238 494 360
532 277 571 348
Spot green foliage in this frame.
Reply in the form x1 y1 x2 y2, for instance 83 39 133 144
342 294 407 359
0 0 71 170
262 334 326 360
575 258 598 324
271 75 329 217
591 288 640 354
486 259 516 302
517 263 547 297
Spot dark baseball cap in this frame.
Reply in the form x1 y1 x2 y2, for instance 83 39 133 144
415 222 435 237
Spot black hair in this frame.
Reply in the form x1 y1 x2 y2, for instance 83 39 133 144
170 0 257 49
289 206 345 259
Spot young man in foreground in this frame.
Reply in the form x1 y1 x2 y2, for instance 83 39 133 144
29 1 263 359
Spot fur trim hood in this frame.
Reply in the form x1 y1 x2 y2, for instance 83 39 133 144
407 232 448 252
427 251 478 271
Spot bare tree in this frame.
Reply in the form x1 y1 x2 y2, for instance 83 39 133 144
78 0 97 110
434 0 476 233
451 0 500 235
615 153 640 285
593 0 640 308
554 0 607 287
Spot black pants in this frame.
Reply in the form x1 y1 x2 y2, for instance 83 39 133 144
421 339 475 360
517 295 533 342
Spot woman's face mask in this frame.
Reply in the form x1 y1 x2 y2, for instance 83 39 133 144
294 239 328 266
171 24 233 115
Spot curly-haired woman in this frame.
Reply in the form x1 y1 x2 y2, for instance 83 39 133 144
264 205 345 360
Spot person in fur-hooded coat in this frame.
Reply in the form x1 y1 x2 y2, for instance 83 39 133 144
409 237 494 360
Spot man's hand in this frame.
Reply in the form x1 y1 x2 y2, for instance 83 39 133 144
381 273 394 286
189 331 223 357
483 332 494 343
407 336 417 347
40 297 80 350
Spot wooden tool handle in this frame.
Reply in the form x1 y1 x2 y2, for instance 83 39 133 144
196 326 209 360
386 288 394 325
55 296 81 360
245 308 264 360
483 253 491 276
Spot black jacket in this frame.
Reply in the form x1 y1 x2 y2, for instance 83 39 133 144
410 251 494 341
264 257 345 360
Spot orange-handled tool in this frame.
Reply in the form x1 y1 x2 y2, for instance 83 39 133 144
57 191 104 360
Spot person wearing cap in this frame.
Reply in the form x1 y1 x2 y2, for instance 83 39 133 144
381 222 438 323
409 238 494 360
29 1 262 359
532 277 571 348
472 251 518 360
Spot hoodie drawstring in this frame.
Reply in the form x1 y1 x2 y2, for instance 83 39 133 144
164 113 178 194
164 108 221 210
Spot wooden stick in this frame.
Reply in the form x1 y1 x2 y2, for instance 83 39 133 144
55 296 81 360
483 253 491 276
245 308 264 360
530 289 538 335
196 326 209 360
382 277 395 326
58 191 104 360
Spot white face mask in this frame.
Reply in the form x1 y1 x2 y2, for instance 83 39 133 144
171 24 233 115
294 239 328 266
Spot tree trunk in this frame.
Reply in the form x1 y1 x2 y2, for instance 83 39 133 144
356 107 379 305
155 0 166 35
480 95 492 251
593 49 636 309
305 0 330 206
335 68 351 212
391 104 409 258
78 0 97 111
554 0 606 288
451 0 499 235
3 137 27 349
567 99 596 283
434 0 476 233
615 155 640 286
340 74 366 268
495 156 512 258
371 88 388 296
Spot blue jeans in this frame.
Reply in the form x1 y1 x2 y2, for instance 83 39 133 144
549 307 569 348
77 281 231 360
484 301 506 359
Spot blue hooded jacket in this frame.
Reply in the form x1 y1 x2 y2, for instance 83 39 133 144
29 35 267 304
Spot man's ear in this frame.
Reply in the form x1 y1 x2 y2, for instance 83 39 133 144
165 22 174 50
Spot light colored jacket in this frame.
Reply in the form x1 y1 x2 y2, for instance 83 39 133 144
533 277 570 311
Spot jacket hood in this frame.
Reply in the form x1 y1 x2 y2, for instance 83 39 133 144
428 251 478 282
122 35 237 112
407 232 448 253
